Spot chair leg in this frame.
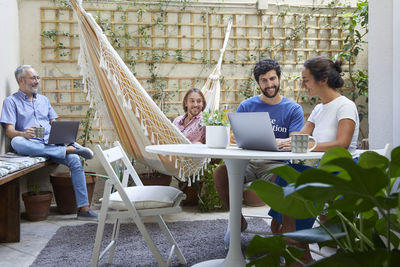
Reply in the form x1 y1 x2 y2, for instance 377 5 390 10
155 215 187 265
107 219 121 264
91 206 108 267
91 182 113 267
134 217 168 267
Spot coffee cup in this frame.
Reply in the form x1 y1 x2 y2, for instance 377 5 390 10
291 134 317 153
35 127 45 139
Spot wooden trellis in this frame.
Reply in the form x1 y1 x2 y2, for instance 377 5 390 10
39 3 351 141
40 6 346 64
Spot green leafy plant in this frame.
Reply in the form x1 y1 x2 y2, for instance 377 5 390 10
202 110 229 126
246 146 400 266
335 0 369 138
28 184 41 196
77 107 95 166
198 161 227 212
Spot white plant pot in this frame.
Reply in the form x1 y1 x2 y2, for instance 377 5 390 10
206 126 229 149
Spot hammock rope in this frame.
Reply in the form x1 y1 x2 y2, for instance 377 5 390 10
71 0 232 183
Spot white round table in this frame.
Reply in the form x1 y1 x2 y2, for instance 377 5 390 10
146 144 325 267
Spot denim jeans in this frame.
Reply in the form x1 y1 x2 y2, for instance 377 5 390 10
11 136 89 208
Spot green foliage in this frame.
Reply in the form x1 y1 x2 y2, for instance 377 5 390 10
246 146 400 266
202 110 230 126
78 107 95 166
29 184 40 196
78 107 95 147
335 0 369 135
198 161 227 212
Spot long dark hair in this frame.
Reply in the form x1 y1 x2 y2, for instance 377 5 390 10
182 88 206 113
304 56 344 89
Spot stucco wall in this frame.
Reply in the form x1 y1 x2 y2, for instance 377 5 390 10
369 0 400 149
0 0 20 154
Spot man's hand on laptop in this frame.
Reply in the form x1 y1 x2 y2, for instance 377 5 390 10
276 138 291 151
229 130 236 145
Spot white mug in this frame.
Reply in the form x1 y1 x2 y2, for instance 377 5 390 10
291 134 317 153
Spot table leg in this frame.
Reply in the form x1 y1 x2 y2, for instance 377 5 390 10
192 158 249 267
222 158 249 267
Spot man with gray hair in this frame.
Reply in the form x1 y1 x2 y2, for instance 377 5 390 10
0 65 97 220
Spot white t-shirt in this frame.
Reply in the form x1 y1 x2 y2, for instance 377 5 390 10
308 95 359 153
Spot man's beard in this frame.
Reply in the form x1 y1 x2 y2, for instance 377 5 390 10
261 85 280 98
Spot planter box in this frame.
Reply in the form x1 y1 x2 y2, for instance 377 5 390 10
139 173 172 186
22 191 53 221
50 172 97 214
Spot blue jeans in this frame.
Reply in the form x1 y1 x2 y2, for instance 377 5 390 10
268 164 315 230
11 137 89 208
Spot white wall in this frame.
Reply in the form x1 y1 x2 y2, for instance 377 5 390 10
0 0 20 153
369 0 400 149
393 0 400 148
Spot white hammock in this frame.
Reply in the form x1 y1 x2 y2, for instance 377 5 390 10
71 0 232 183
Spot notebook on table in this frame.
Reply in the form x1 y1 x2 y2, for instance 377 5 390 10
47 121 80 145
228 112 287 151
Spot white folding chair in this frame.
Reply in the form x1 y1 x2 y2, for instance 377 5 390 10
91 141 187 267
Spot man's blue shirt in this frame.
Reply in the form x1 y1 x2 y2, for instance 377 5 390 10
237 96 304 139
0 90 58 143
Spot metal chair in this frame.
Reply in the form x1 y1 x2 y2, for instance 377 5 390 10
91 141 187 267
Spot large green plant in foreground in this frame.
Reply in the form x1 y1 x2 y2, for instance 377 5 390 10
246 146 400 266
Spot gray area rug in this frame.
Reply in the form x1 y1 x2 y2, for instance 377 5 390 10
31 218 269 267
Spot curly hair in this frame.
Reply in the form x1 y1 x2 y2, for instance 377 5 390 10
253 59 281 83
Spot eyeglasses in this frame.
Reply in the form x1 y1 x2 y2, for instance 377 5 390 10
26 76 41 81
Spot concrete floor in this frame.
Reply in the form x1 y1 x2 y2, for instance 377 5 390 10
0 204 334 267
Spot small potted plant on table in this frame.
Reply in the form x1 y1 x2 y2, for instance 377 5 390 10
202 110 230 149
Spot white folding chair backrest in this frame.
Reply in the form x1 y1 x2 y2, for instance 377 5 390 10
97 141 143 187
373 143 392 158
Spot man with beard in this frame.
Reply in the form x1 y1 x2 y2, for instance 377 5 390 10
213 59 304 247
0 65 98 220
173 88 206 144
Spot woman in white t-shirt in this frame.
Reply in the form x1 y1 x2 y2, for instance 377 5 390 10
273 56 359 265
280 56 359 152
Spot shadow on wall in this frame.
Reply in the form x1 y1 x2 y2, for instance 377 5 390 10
0 79 12 154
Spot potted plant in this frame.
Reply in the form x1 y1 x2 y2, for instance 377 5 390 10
50 107 97 214
139 171 172 186
245 146 400 266
202 110 230 149
22 184 53 221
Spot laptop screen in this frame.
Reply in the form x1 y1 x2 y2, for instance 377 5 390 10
47 121 80 145
228 112 280 151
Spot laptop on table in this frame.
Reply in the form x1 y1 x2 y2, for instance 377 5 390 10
228 112 288 151
47 121 80 145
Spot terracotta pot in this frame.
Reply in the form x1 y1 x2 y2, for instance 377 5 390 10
179 181 203 205
139 173 172 186
50 172 97 214
243 189 265 207
22 191 53 221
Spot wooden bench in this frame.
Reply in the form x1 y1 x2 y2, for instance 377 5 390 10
0 160 54 243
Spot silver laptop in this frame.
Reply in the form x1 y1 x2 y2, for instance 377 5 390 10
47 121 80 145
228 112 284 151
